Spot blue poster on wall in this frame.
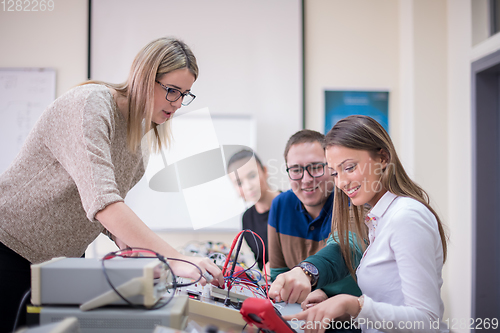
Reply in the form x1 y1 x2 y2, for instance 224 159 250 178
324 90 389 134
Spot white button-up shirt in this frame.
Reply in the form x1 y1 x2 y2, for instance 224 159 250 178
356 192 448 333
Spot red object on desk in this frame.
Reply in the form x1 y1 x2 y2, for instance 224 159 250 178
225 265 253 282
240 298 296 333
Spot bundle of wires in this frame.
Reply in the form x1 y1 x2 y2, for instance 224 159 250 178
221 230 270 306
101 247 204 310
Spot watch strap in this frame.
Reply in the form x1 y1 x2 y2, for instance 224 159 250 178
295 262 319 287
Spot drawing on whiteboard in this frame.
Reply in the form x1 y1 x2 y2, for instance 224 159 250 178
0 68 56 173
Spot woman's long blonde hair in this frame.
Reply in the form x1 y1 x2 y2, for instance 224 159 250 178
325 115 448 278
83 37 198 153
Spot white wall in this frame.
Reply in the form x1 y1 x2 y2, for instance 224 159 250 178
472 0 490 46
0 0 88 96
88 0 302 231
412 0 448 226
90 0 303 197
305 0 400 143
447 1 473 331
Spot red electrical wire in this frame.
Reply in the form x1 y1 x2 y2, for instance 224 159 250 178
221 230 244 277
222 230 269 300
102 249 157 260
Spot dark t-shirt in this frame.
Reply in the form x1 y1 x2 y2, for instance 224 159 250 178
242 205 269 271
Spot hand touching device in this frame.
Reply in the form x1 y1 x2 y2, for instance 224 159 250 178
240 298 296 333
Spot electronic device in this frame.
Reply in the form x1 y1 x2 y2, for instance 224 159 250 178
172 277 249 331
15 317 80 333
240 298 297 333
176 276 265 304
27 295 189 332
31 257 172 310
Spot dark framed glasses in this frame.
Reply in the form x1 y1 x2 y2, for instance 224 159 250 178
286 162 327 180
155 80 196 106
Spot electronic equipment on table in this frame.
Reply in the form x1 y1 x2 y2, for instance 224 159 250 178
25 230 273 333
27 296 189 333
15 317 80 333
31 257 171 311
167 230 272 331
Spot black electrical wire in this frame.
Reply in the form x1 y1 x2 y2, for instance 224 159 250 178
224 232 247 306
101 247 203 310
101 249 175 310
226 230 259 280
244 229 271 296
233 231 265 282
222 229 270 306
12 289 31 332
245 229 260 272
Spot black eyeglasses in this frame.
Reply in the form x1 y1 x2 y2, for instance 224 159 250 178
286 162 327 180
155 80 196 106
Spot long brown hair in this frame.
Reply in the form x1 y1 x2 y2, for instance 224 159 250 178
325 115 448 278
82 37 198 153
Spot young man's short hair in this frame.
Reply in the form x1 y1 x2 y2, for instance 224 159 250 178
283 129 325 163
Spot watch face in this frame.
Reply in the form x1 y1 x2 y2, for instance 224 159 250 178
302 262 318 275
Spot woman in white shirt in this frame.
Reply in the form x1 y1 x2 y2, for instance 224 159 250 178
270 115 448 333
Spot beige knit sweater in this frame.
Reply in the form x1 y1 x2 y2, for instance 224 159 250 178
0 84 145 264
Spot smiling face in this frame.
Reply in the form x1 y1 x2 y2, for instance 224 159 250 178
326 145 387 207
228 158 268 204
152 67 196 125
286 141 334 218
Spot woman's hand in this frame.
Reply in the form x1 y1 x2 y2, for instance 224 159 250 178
282 294 360 333
268 267 311 304
168 255 224 287
96 202 224 286
301 289 328 310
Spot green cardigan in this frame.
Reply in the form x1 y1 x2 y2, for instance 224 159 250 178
272 232 363 297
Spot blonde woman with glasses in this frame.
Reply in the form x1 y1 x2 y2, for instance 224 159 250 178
0 37 223 332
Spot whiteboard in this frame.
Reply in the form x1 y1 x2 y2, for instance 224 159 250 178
125 110 257 231
0 68 56 174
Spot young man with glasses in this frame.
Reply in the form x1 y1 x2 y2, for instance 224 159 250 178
268 130 361 309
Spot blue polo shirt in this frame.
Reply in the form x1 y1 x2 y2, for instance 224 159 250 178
269 189 333 242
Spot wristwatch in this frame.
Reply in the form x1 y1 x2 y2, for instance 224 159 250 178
297 262 319 287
